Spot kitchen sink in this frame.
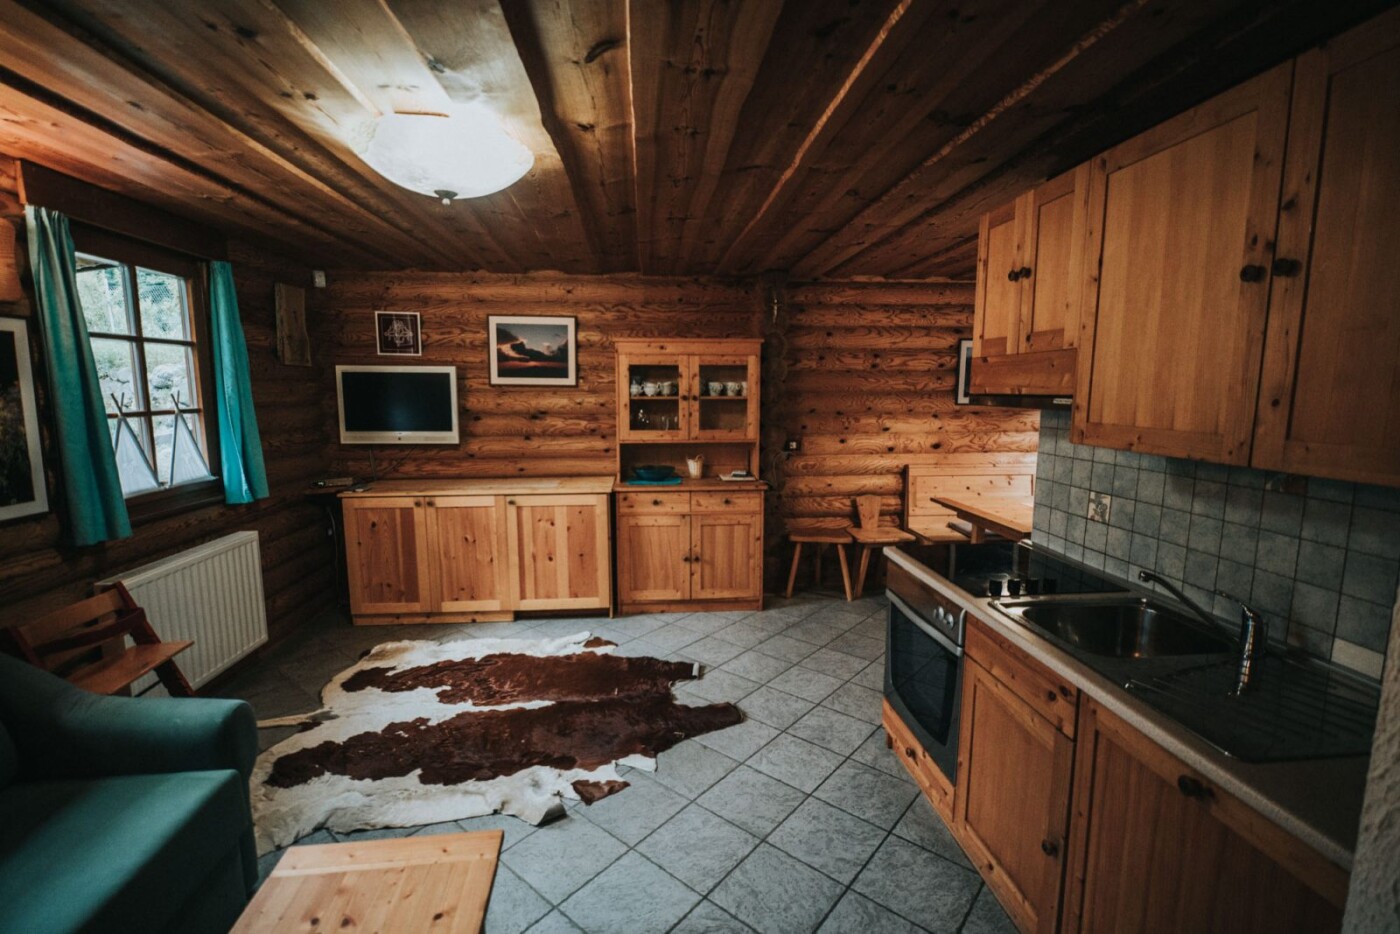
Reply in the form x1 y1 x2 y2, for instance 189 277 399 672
995 598 1234 659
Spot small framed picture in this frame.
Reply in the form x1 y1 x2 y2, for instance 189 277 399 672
376 311 422 356
955 338 974 405
488 315 577 386
0 317 49 522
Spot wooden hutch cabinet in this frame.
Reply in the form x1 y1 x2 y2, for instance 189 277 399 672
613 339 766 613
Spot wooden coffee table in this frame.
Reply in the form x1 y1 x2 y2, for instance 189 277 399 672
233 830 503 933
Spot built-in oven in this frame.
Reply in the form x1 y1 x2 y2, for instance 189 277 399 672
884 562 966 786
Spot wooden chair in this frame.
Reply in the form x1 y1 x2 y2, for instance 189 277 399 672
785 526 855 601
4 583 195 697
849 495 915 597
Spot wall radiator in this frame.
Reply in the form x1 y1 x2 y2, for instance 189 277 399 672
97 530 269 693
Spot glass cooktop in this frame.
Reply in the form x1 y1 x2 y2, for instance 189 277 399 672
891 541 1128 598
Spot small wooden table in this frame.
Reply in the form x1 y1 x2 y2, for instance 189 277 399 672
233 831 503 933
932 496 1034 543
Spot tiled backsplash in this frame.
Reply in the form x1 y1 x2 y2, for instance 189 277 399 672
1032 410 1400 680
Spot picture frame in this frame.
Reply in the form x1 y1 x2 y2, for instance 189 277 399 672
274 282 312 366
375 310 422 357
0 317 49 522
488 315 577 387
955 337 974 405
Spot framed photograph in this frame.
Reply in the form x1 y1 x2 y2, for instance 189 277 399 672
955 337 974 405
274 283 311 366
376 311 422 356
488 315 577 386
0 318 49 522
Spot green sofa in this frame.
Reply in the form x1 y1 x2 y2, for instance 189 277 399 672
0 652 258 934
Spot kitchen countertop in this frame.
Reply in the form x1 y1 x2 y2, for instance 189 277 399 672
613 478 768 492
338 477 616 496
887 544 1370 871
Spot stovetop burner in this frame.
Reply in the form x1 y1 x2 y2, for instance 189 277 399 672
891 541 1126 598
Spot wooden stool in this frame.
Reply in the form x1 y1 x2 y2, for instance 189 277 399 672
850 495 916 597
785 528 855 601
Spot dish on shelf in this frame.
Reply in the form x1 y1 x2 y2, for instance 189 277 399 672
632 465 677 481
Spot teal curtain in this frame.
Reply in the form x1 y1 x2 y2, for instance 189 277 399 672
24 206 131 545
209 261 268 504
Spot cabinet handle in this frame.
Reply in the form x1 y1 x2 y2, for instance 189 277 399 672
903 746 916 760
1017 266 1032 279
682 555 691 563
1006 268 1020 282
426 500 435 507
1239 264 1267 283
1271 257 1302 277
1041 838 1059 857
723 498 731 505
414 500 422 507
652 499 662 506
1045 690 1057 703
1177 775 1212 799
507 499 516 506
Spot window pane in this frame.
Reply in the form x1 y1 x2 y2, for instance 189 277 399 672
136 268 190 340
110 415 159 496
162 412 213 487
145 342 194 410
75 256 134 335
90 337 143 413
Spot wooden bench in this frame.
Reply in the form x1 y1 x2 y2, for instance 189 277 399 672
903 454 1038 544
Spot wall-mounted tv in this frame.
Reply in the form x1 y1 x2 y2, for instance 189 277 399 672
336 365 460 444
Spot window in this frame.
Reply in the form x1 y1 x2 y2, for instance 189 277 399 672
71 225 221 516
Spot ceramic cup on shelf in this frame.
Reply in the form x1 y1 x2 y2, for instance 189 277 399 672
643 381 659 396
660 380 676 396
725 381 743 396
708 381 725 397
686 455 705 479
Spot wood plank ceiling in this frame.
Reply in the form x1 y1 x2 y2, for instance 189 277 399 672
0 0 1390 277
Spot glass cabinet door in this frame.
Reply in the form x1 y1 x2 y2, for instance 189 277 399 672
691 354 757 440
619 354 688 441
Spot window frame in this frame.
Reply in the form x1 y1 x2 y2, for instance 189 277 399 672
71 223 224 522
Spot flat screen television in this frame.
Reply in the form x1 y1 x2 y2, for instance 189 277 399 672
336 365 460 444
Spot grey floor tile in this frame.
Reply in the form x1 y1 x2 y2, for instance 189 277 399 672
637 804 760 894
608 614 670 637
825 632 885 661
741 685 817 730
748 734 844 793
674 900 758 933
851 660 884 692
852 837 980 933
712 844 845 934
576 771 687 845
457 812 540 851
258 725 298 752
697 766 808 837
768 798 887 885
959 886 1017 934
560 851 699 934
502 816 628 903
816 891 923 934
484 865 553 934
679 613 743 635
783 620 848 646
714 621 776 649
787 706 877 757
526 910 584 933
814 761 918 830
651 739 742 798
821 682 884 724
795 648 869 681
695 718 782 761
753 634 819 663
610 638 668 659
722 651 795 683
891 798 971 869
646 626 707 652
849 731 914 784
767 667 844 704
688 635 750 667
688 668 763 703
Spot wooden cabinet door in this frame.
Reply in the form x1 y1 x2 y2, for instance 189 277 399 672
972 200 1024 366
1074 63 1293 463
617 352 688 442
1063 699 1345 934
1253 8 1400 486
955 659 1073 934
690 511 762 601
1022 165 1089 357
343 497 432 615
427 495 509 613
505 494 611 611
691 353 759 441
617 514 691 603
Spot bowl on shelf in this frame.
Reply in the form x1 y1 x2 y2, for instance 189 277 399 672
632 465 677 481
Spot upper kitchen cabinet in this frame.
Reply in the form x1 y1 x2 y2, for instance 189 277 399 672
1252 7 1400 487
971 165 1089 397
1073 63 1294 463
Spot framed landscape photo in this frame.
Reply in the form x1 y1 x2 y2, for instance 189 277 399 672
375 310 422 356
0 318 49 522
488 315 577 386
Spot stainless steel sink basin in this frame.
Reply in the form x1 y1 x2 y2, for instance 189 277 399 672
996 598 1234 658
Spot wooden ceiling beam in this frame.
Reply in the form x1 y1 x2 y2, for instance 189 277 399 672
499 0 637 274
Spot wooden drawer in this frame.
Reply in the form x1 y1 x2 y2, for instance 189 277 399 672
966 617 1078 737
690 491 762 513
616 491 689 514
883 700 954 823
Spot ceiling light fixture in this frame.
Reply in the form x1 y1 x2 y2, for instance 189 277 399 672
361 105 534 204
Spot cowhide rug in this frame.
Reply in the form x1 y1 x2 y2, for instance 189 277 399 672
251 632 742 854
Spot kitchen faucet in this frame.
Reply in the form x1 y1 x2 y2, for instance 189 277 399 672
1137 570 1267 694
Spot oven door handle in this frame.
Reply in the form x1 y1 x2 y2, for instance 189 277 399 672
887 592 963 658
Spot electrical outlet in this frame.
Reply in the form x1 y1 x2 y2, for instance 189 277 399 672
784 438 801 453
1087 491 1112 524
312 270 327 288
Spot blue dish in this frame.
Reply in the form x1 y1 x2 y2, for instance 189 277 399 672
633 465 677 481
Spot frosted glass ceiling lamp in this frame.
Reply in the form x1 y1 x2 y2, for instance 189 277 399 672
362 107 534 204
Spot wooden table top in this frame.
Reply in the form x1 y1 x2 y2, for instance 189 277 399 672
233 830 502 933
932 495 1035 537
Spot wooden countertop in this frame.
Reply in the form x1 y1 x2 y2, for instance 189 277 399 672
614 478 768 492
339 477 616 497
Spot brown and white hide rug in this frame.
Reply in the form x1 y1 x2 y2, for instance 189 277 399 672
251 632 742 854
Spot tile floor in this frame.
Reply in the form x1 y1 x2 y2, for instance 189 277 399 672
217 592 1016 934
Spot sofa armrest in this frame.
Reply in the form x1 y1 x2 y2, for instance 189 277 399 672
0 653 256 783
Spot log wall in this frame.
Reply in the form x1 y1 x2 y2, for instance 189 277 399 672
0 155 335 643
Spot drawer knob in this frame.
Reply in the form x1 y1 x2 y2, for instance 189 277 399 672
1041 838 1059 857
903 746 916 760
1176 775 1211 799
1045 690 1057 703
723 498 731 505
507 499 516 506
1239 264 1267 283
1006 268 1019 282
1271 257 1302 277
1017 266 1032 279
652 499 662 506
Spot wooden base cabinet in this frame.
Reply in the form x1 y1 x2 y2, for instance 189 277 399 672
342 480 612 624
1062 699 1346 934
